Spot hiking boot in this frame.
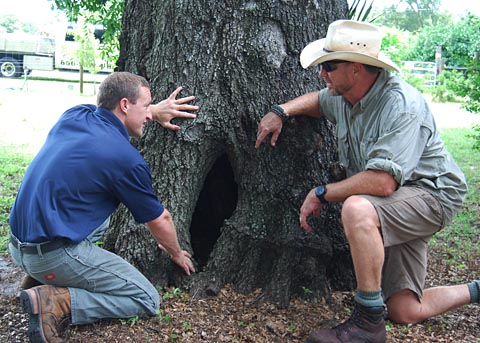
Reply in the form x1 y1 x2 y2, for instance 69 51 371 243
305 303 386 343
19 285 71 343
21 275 43 290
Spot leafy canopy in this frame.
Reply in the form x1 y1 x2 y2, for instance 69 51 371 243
54 0 123 60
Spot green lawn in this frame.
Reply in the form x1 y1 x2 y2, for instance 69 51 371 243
0 145 33 252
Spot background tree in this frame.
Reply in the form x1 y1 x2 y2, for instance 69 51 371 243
405 14 480 67
0 15 43 35
72 16 100 94
54 0 122 64
374 0 448 32
0 15 22 33
97 0 354 307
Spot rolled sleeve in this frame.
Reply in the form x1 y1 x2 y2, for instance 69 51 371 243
366 158 404 185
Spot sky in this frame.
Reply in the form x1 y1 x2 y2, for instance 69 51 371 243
0 0 65 34
1 0 57 24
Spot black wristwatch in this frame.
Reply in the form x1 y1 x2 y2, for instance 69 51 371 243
315 185 328 204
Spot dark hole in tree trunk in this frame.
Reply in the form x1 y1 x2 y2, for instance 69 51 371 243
190 154 238 270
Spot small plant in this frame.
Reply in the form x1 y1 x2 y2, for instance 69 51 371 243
156 309 171 322
161 287 183 300
432 70 462 103
128 315 139 326
181 320 190 333
470 125 480 152
118 315 139 326
302 286 313 296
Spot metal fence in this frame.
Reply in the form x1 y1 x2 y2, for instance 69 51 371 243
402 61 436 88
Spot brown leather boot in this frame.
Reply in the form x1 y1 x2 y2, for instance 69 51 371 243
19 285 71 343
305 303 386 343
20 275 43 290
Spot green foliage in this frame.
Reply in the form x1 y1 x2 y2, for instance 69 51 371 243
0 15 21 33
451 60 480 114
406 14 480 66
73 16 100 74
160 287 183 300
0 15 40 34
470 125 480 151
374 0 449 32
431 70 462 103
156 309 172 322
302 286 313 296
401 72 430 93
380 27 413 65
0 146 32 253
54 0 123 62
348 0 378 22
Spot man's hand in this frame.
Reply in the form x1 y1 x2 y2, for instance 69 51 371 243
151 86 199 131
255 112 283 148
158 243 195 276
299 188 323 233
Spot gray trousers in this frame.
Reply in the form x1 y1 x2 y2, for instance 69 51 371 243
9 219 160 325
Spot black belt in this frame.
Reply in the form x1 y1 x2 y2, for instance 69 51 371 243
10 236 67 254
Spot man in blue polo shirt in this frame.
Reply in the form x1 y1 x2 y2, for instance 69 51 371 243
9 72 197 343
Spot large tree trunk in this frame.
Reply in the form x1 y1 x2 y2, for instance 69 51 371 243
105 0 354 307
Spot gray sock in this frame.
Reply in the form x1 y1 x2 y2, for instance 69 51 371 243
354 289 384 308
467 280 479 303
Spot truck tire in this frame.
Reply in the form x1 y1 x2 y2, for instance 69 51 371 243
0 57 23 78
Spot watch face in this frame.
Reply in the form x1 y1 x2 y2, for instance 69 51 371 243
315 185 327 204
315 186 325 197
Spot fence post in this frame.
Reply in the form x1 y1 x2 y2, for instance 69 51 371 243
435 46 443 85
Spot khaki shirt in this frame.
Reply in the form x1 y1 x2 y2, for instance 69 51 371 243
319 70 467 225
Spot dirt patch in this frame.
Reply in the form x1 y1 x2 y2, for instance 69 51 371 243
1 239 479 343
0 255 22 297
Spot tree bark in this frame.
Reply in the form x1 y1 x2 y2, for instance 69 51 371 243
105 0 355 307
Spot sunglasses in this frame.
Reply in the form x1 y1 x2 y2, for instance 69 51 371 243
320 60 349 72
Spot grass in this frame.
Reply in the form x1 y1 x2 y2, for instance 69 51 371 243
431 128 480 278
0 145 33 253
0 128 478 261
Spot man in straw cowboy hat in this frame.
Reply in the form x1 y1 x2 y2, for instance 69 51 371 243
256 20 479 343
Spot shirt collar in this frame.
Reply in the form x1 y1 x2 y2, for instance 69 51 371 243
95 107 130 140
356 69 390 111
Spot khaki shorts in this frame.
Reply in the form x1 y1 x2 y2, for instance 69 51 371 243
361 186 444 301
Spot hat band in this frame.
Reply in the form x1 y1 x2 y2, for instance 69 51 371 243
323 48 334 53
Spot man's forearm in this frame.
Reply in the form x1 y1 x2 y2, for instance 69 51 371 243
280 91 322 118
147 210 183 258
324 170 397 203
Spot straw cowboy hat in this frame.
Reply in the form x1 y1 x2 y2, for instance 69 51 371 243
300 20 400 72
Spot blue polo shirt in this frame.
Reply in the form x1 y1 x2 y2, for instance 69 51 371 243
9 104 164 243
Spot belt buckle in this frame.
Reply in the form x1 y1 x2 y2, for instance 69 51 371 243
18 241 29 249
11 235 26 249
